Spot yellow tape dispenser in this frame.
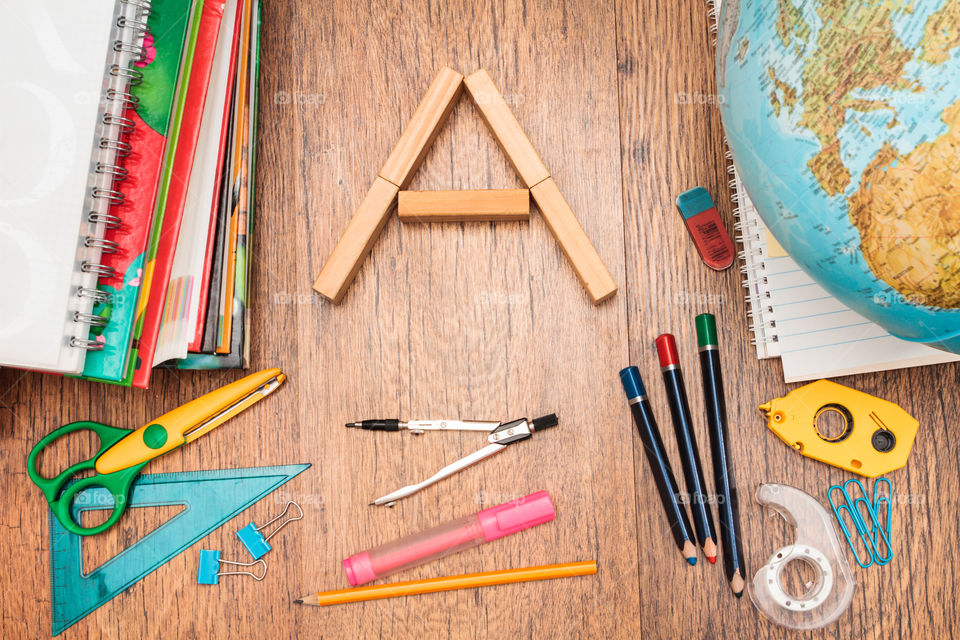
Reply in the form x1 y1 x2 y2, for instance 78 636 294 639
760 380 918 477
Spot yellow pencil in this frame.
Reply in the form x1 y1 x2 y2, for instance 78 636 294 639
294 561 597 606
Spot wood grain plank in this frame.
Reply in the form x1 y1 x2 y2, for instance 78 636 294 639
292 0 635 638
615 1 960 639
1 0 959 639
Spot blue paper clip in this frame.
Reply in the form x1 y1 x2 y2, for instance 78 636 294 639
827 477 893 568
871 477 893 566
197 550 267 585
237 501 303 560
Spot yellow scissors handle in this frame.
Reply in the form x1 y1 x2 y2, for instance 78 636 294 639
95 369 286 474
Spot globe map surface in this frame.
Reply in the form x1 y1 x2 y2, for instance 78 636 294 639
716 0 960 353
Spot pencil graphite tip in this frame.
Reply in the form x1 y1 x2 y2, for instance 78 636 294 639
345 422 359 428
707 555 717 564
682 540 697 566
293 599 303 604
686 557 697 566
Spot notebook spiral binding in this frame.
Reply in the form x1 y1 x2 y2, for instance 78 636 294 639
71 0 153 351
725 144 776 347
707 0 779 353
707 0 718 44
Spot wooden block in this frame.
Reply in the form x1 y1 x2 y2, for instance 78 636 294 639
530 177 617 304
313 176 399 303
378 66 464 188
397 189 530 222
464 69 550 188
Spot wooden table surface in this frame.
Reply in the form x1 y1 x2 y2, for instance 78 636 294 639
2 0 958 638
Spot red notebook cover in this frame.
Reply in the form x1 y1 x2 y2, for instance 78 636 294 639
189 0 244 351
132 0 225 387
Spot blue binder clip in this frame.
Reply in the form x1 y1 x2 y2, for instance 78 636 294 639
197 550 267 585
237 501 303 560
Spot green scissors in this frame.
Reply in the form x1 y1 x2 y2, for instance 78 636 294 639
27 369 285 536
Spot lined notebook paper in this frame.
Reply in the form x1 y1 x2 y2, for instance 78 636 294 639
734 169 960 382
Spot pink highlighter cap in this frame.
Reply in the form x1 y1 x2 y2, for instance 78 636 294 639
343 551 375 586
478 490 556 541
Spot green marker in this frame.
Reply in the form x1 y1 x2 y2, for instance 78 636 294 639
695 313 746 597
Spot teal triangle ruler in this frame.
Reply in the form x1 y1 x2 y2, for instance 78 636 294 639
49 464 310 636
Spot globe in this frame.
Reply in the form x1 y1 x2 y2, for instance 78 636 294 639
716 0 960 354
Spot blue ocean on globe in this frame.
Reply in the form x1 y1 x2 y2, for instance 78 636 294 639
716 0 960 353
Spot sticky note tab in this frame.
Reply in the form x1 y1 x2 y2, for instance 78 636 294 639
765 228 788 257
197 550 222 585
237 523 271 560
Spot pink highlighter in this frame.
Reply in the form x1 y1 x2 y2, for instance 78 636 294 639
342 491 556 586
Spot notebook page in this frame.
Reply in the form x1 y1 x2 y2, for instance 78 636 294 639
0 0 120 372
766 254 960 382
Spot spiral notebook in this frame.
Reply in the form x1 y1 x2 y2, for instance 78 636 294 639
78 0 195 383
710 0 960 382
0 0 150 374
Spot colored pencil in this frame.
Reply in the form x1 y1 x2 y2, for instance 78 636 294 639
695 314 746 596
294 561 597 606
619 366 698 566
655 333 718 563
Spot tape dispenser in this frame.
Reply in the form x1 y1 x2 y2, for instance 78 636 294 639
760 380 918 477
749 483 855 630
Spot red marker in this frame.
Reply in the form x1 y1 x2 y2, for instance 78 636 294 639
655 333 718 564
675 187 735 270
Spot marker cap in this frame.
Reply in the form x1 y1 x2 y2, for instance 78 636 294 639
655 334 680 368
696 313 718 347
619 366 647 400
478 491 555 541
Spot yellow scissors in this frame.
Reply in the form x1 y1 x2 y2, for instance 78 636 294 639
27 368 285 536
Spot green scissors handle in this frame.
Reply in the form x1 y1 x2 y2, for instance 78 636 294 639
27 421 148 536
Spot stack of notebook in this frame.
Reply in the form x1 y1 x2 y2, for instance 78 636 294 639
0 0 262 388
